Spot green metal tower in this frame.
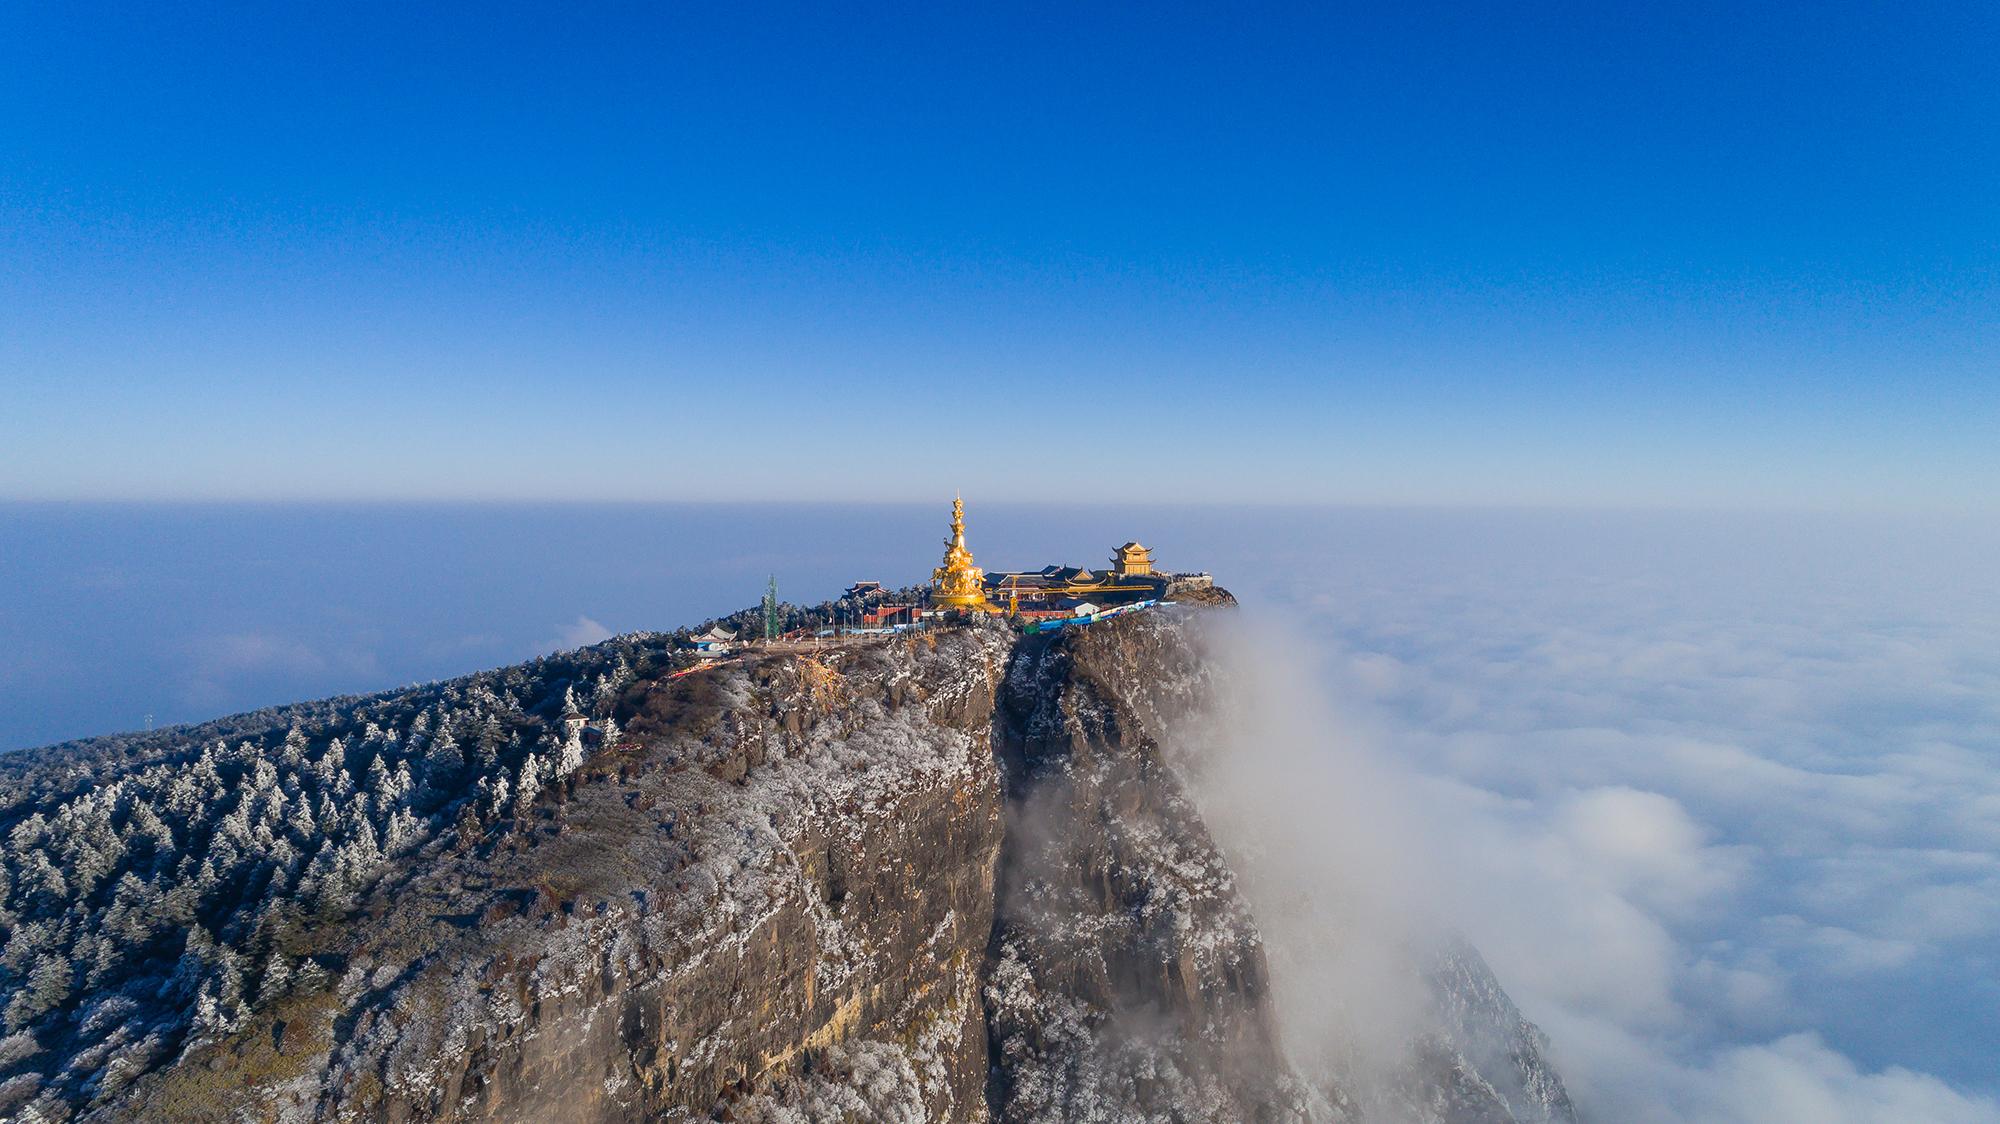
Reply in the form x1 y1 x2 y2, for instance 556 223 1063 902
763 575 780 640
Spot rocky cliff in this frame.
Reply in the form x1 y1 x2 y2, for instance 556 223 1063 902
0 598 1575 1123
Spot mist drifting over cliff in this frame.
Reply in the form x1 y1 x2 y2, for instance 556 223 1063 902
1167 615 1569 1120
1174 515 2000 1124
1173 621 1425 1060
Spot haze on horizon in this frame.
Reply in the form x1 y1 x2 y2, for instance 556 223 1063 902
3 2 1996 510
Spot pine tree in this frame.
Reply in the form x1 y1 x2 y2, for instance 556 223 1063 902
556 725 585 779
383 808 424 857
257 953 292 1006
5 952 72 1030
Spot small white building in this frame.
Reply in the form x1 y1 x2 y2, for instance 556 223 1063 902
688 625 737 657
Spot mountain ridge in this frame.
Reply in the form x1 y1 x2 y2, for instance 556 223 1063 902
0 593 1576 1122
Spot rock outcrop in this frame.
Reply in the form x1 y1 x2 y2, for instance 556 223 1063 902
0 597 1576 1123
985 618 1310 1123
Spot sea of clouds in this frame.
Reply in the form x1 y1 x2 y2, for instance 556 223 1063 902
2 504 1992 1120
1208 512 2000 1122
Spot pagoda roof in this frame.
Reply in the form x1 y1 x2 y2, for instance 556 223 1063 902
986 571 1056 587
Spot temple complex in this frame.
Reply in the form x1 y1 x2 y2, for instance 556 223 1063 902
926 498 1208 617
678 498 1207 656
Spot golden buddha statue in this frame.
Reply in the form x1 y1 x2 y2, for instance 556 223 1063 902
931 497 991 610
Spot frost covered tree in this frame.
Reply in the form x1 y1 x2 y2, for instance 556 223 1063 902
5 952 73 1031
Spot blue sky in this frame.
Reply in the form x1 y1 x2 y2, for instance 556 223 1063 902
3 2 1994 506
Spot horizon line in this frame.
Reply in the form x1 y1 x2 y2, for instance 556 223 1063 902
0 496 1992 518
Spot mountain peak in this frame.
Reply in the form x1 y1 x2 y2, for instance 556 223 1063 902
0 596 1572 1122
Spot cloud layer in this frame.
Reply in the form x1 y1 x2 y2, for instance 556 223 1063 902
1230 516 2000 1121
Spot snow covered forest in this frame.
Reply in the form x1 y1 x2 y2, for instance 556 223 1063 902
0 585 908 1117
0 627 678 1113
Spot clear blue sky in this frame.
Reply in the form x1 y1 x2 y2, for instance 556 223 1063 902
2 2 1994 507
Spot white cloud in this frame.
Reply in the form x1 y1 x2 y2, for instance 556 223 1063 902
1227 515 2000 1119
1696 1035 2000 1124
1780 919 1921 975
194 632 330 678
1554 786 1744 920
180 631 383 710
545 614 612 653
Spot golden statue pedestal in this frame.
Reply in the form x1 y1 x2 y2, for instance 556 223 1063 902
931 497 991 611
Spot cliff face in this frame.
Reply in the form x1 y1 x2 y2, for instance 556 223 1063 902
2 601 1576 1123
95 625 1015 1124
985 619 1311 1123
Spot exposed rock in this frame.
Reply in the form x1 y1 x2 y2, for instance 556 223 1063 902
985 622 1314 1123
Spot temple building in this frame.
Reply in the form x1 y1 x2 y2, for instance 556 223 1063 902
686 625 737 657
986 564 1166 609
1110 542 1155 576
